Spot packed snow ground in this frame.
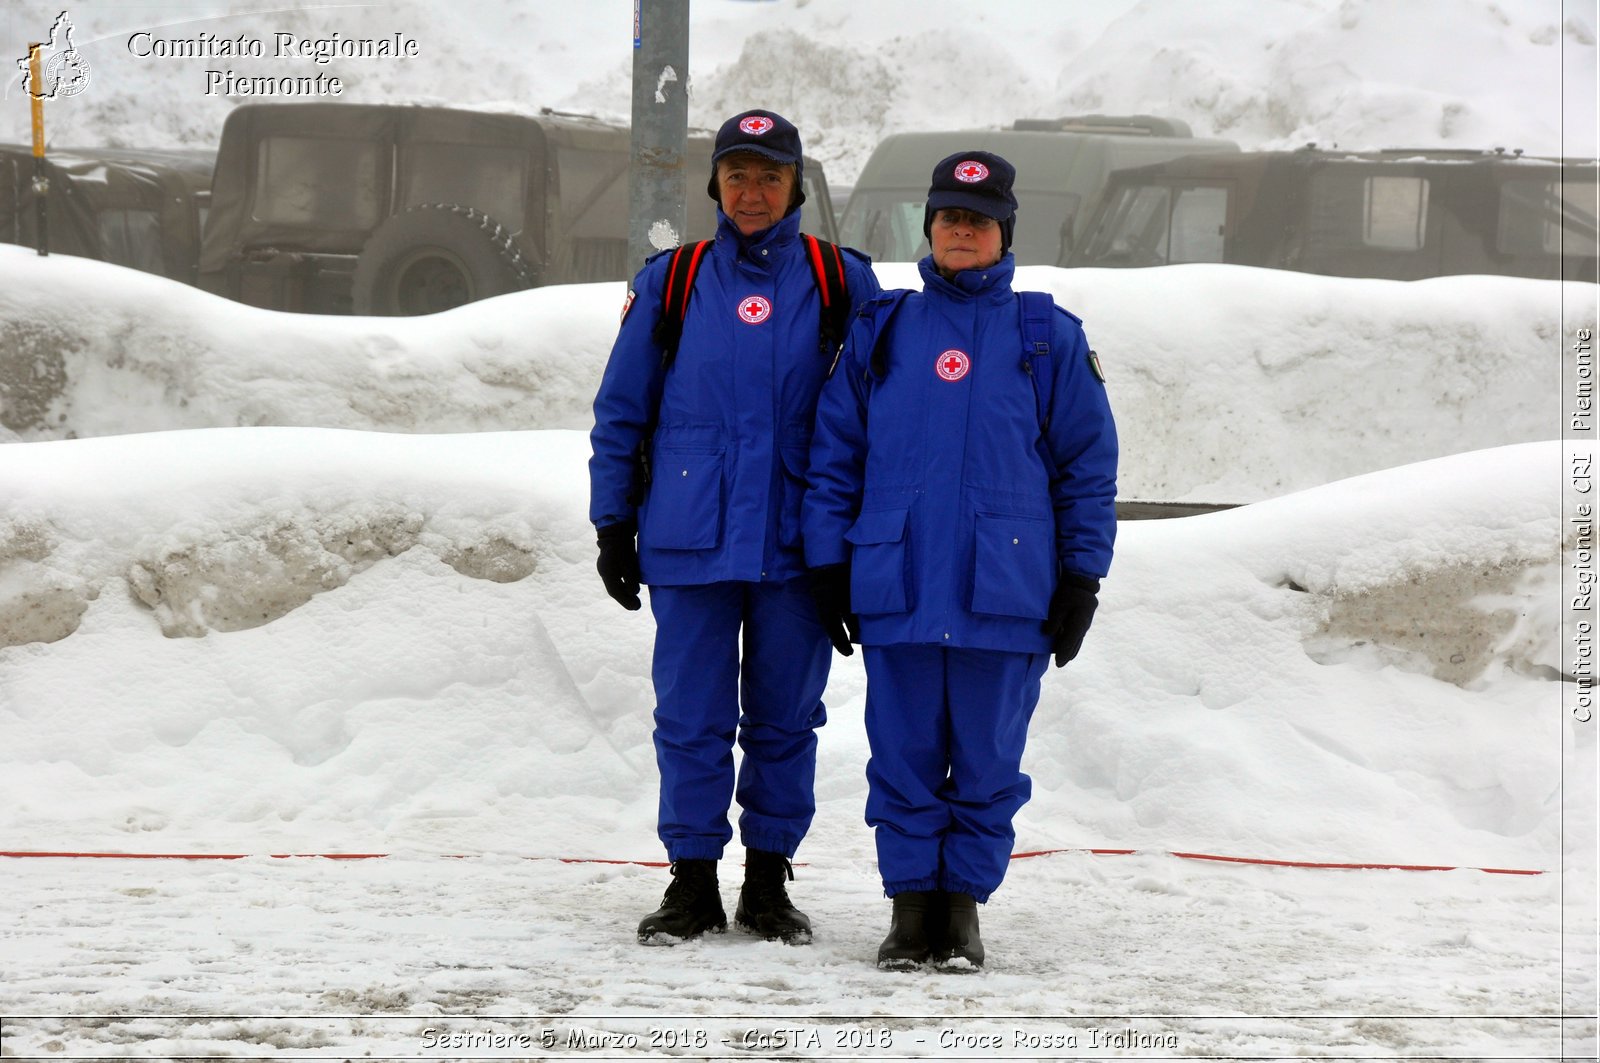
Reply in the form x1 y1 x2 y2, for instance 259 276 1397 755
1 852 1584 1059
2 0 1593 183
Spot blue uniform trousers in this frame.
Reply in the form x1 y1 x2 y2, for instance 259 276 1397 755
862 644 1049 901
648 579 830 861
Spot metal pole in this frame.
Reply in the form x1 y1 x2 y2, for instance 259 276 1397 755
28 43 48 256
627 0 690 272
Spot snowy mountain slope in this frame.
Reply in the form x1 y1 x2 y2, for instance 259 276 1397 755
2 0 1591 184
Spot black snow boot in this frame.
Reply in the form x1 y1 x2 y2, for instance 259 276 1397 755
933 891 984 969
876 890 944 970
636 859 727 945
734 849 813 944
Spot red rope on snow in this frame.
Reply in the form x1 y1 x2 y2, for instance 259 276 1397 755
0 848 1542 874
0 850 670 867
1009 847 1545 875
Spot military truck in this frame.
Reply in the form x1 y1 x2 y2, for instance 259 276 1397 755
838 114 1240 266
0 143 213 283
1065 146 1598 283
198 102 841 315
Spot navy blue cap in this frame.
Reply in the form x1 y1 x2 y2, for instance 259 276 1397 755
923 150 1018 255
925 150 1018 222
706 109 806 206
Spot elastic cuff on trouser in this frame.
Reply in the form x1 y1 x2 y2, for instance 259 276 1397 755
882 877 940 898
940 877 994 903
740 829 800 859
665 841 726 863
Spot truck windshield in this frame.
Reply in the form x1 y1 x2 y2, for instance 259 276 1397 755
1076 183 1228 266
841 190 1082 266
798 168 834 241
839 192 927 263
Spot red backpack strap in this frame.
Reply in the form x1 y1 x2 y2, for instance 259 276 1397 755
650 239 712 369
803 234 851 355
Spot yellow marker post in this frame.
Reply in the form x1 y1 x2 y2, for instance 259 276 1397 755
29 45 44 154
28 43 48 255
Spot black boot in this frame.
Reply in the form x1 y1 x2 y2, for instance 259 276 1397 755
637 859 727 945
934 891 984 969
734 849 813 944
876 890 944 970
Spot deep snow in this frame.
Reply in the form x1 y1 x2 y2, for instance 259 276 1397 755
1 244 1591 503
0 428 1573 863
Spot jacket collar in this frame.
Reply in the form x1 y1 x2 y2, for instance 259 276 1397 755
714 207 802 265
918 252 1015 303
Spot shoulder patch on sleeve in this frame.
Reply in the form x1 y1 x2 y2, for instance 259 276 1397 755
1088 348 1105 383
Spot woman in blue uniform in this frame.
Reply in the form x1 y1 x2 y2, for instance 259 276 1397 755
804 151 1117 968
589 110 879 946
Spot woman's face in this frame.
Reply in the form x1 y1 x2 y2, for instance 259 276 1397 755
716 153 797 236
929 207 1004 276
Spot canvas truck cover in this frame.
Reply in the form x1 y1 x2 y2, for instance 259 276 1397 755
202 101 838 307
0 144 212 281
200 102 551 276
1068 148 1599 282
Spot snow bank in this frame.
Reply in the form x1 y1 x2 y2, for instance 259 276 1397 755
1 247 1585 502
0 246 613 439
0 429 1569 873
9 0 1592 183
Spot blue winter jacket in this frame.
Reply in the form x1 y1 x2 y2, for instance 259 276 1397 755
803 254 1118 652
589 209 881 586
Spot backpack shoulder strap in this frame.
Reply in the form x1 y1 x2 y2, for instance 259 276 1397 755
803 234 852 356
835 288 912 383
1017 290 1056 432
649 239 713 369
629 240 708 506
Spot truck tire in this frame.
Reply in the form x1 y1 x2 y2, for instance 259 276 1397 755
351 204 536 316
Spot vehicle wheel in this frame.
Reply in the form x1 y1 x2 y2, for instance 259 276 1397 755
351 204 536 315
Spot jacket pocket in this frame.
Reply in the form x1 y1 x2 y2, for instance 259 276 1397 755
643 448 724 550
971 513 1053 619
846 507 911 615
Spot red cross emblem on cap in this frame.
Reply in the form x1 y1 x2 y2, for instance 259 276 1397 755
739 115 775 136
935 349 970 381
738 295 773 324
954 160 990 183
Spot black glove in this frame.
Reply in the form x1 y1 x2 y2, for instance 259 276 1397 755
808 563 860 657
596 520 642 611
1042 572 1100 667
